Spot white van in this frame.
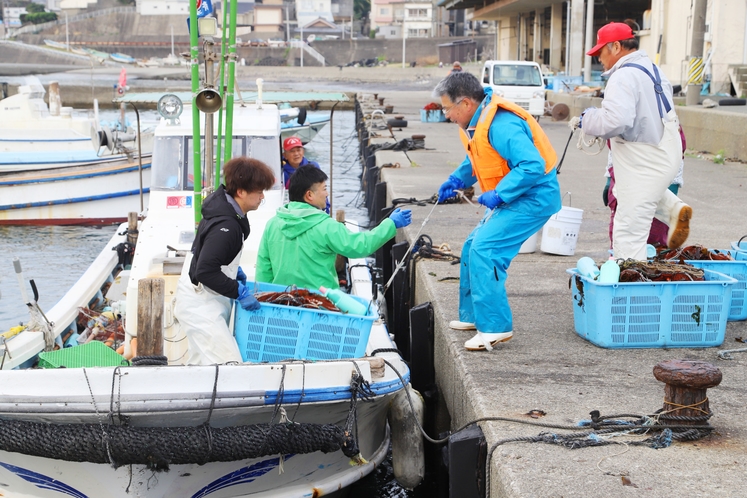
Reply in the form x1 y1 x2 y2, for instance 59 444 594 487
481 60 545 121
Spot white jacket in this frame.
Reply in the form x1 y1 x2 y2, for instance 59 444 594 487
583 50 676 145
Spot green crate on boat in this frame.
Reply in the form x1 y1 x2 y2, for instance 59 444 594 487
38 340 129 369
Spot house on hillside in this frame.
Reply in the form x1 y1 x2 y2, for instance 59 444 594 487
295 0 334 29
370 0 432 39
296 16 349 40
254 0 284 34
2 7 27 27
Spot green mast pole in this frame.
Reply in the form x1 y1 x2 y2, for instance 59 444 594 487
189 0 202 226
223 0 238 165
215 1 229 189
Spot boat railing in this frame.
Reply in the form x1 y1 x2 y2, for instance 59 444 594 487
11 6 136 36
289 41 326 66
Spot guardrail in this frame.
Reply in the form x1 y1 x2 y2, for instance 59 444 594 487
10 7 136 36
289 41 325 66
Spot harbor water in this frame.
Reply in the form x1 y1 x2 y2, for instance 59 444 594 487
0 109 437 497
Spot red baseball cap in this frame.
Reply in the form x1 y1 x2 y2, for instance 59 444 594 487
283 136 303 151
587 22 635 57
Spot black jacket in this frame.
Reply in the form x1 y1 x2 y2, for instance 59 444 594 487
188 185 250 298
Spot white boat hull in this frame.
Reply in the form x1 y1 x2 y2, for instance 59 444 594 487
0 156 152 225
0 434 388 498
0 359 400 497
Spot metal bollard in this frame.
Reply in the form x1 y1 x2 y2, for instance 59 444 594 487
653 359 722 426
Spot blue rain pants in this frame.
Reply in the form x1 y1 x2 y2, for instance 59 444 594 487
459 206 553 333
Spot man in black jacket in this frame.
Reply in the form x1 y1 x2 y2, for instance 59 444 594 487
174 157 276 365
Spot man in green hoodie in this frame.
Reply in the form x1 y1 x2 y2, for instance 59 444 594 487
256 166 412 290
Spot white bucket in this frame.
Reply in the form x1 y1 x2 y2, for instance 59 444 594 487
541 195 583 255
519 230 540 253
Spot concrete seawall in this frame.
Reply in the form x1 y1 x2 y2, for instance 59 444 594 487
358 90 747 496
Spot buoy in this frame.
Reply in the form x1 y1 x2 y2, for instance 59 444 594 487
388 384 425 490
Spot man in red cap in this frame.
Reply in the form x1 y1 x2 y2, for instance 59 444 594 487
575 21 692 260
281 136 320 189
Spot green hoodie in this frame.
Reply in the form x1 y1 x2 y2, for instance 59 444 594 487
256 201 397 290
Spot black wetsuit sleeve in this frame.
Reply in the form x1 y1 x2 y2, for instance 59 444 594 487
192 219 244 298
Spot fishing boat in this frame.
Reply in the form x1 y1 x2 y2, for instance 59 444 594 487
280 111 331 145
0 78 154 225
84 48 111 64
110 52 137 64
43 39 69 50
0 82 421 496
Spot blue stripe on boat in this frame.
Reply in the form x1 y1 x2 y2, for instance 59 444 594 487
262 374 409 405
0 189 150 211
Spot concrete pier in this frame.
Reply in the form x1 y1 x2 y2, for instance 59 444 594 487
359 90 747 496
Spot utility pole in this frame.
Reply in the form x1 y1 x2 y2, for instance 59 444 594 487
583 0 594 82
402 30 406 68
687 0 707 105
65 12 69 51
285 4 289 42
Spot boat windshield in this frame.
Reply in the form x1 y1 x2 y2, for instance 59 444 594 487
492 64 543 87
151 136 281 191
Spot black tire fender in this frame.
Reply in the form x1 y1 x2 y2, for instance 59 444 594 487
388 118 407 128
718 98 747 106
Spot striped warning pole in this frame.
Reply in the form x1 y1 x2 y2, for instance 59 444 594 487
688 57 705 85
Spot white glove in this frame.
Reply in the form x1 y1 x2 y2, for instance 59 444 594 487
568 116 581 131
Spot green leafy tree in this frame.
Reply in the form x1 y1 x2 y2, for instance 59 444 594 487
25 3 47 14
354 0 369 21
20 12 57 24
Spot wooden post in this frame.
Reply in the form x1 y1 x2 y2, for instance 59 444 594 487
137 278 164 357
127 211 139 247
335 209 346 273
653 359 722 426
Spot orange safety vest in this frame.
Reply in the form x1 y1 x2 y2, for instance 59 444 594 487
459 96 557 193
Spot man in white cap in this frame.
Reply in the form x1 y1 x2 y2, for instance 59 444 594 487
577 21 692 260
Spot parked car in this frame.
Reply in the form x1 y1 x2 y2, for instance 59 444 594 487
268 39 286 48
249 39 268 47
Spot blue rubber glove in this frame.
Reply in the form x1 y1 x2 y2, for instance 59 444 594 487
389 208 412 229
437 175 465 203
236 266 247 285
237 282 261 311
477 190 503 209
324 197 330 214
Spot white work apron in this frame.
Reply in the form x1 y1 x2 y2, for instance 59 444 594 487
173 251 244 365
610 63 684 261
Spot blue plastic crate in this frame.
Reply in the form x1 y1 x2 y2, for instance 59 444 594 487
731 240 747 261
233 281 377 363
420 109 447 122
687 250 747 321
550 75 583 92
566 268 736 349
